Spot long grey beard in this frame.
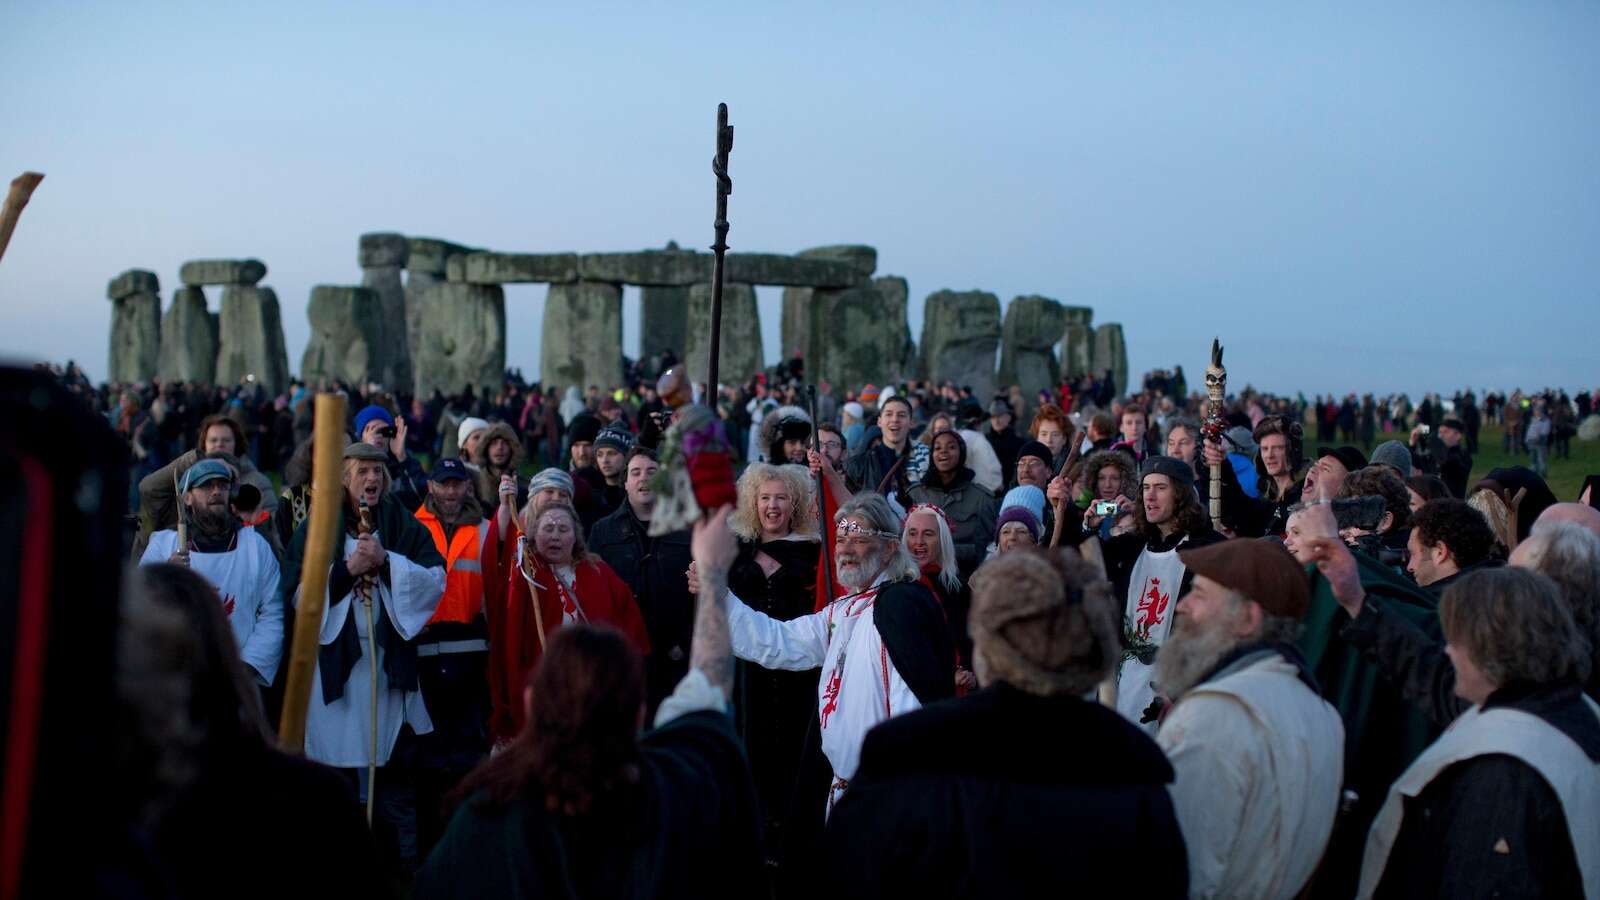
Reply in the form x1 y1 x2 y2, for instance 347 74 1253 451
837 559 884 592
1152 616 1242 701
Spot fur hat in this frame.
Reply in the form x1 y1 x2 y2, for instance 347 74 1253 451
759 405 813 462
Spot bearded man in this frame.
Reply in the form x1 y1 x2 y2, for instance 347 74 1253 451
1153 539 1343 900
140 458 283 685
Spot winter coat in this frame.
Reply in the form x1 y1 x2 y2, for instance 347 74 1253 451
471 422 529 512
587 504 694 716
825 683 1187 899
906 468 999 581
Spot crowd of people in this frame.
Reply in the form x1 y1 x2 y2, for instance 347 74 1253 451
21 353 1600 899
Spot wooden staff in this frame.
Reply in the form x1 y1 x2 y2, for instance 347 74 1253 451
1048 432 1084 548
173 469 187 550
516 535 549 650
705 103 733 402
278 394 347 751
0 172 44 266
806 385 836 606
357 501 379 826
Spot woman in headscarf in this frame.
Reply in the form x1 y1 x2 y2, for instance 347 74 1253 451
906 429 999 581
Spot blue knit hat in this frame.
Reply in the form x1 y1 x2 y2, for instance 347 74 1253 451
353 404 394 438
1000 484 1047 523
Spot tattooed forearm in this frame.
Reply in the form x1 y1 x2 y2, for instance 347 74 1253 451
691 567 734 699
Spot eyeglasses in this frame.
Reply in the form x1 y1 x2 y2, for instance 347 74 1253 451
819 440 843 453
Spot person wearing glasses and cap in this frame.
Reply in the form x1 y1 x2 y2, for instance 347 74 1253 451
140 458 285 687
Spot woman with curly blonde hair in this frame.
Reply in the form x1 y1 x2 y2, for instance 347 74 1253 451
723 462 822 855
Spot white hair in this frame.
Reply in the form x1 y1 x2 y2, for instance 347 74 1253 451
836 492 920 584
904 506 961 593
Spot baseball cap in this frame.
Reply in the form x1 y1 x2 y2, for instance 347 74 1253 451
180 459 233 492
430 458 471 482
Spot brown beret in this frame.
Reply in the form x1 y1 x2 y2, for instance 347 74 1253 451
1179 538 1309 621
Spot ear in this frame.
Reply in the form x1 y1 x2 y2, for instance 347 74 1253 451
1433 541 1453 568
1379 511 1394 533
1236 600 1265 639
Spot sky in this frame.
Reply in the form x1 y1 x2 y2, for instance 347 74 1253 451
2 1 1597 396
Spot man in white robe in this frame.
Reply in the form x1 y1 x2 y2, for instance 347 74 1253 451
281 443 446 770
140 457 283 685
724 492 954 814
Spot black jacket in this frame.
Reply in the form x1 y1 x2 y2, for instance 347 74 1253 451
825 683 1187 899
588 504 694 714
1372 681 1598 900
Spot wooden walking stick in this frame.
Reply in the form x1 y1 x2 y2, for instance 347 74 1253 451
1047 434 1084 548
278 394 347 751
0 172 44 266
806 385 836 606
356 501 380 826
704 103 733 402
173 470 188 551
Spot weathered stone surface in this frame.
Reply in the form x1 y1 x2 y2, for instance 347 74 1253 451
724 253 864 288
872 276 918 381
1091 322 1128 396
578 250 710 286
215 286 290 393
180 259 266 286
413 283 506 397
998 295 1067 401
361 263 411 390
640 285 690 363
1061 305 1093 326
575 250 866 288
462 252 580 284
404 270 442 366
358 232 409 268
301 286 384 386
406 238 473 275
685 283 762 386
107 269 159 300
801 278 915 392
158 286 218 383
779 286 814 364
540 281 622 394
1060 322 1095 379
920 290 1001 399
108 289 161 384
798 244 877 277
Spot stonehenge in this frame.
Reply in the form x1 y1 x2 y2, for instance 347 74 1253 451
107 269 161 384
106 238 1133 406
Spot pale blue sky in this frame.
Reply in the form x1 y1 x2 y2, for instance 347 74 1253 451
2 1 1596 395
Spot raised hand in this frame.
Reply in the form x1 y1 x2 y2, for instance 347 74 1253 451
391 417 409 461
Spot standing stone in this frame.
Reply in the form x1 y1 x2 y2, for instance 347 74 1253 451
804 277 915 392
359 233 411 390
405 238 473 368
1058 306 1095 380
1092 323 1129 397
779 286 815 364
685 283 762 387
413 282 506 397
215 285 290 394
920 290 1001 400
301 286 384 386
106 269 161 384
998 295 1067 403
159 286 218 383
640 285 690 365
541 281 623 396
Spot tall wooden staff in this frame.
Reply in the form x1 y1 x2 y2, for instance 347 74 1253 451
704 103 734 404
1202 339 1228 524
356 501 380 826
0 172 45 266
278 394 347 751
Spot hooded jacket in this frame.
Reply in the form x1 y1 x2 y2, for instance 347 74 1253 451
471 422 528 513
759 404 813 464
907 436 999 580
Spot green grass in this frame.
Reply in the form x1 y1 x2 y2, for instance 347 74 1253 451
1364 425 1596 501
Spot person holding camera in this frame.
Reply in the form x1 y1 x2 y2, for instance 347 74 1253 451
355 403 428 513
139 458 285 687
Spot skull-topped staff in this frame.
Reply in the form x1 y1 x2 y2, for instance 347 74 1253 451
1201 338 1228 524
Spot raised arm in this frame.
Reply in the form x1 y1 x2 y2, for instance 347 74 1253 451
689 506 738 699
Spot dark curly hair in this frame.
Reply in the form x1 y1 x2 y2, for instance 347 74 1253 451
1412 498 1496 569
1133 472 1207 541
1252 415 1306 503
1406 474 1450 504
1338 466 1412 533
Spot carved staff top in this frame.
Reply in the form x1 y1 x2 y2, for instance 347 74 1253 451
1203 338 1227 523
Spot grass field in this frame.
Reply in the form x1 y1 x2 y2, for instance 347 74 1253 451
1368 424 1597 501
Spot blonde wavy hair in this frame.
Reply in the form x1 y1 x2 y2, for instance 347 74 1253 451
731 463 819 543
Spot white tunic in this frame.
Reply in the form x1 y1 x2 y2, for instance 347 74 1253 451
1359 695 1600 899
727 573 921 811
1158 652 1344 900
294 531 446 768
1117 542 1188 730
142 528 283 685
